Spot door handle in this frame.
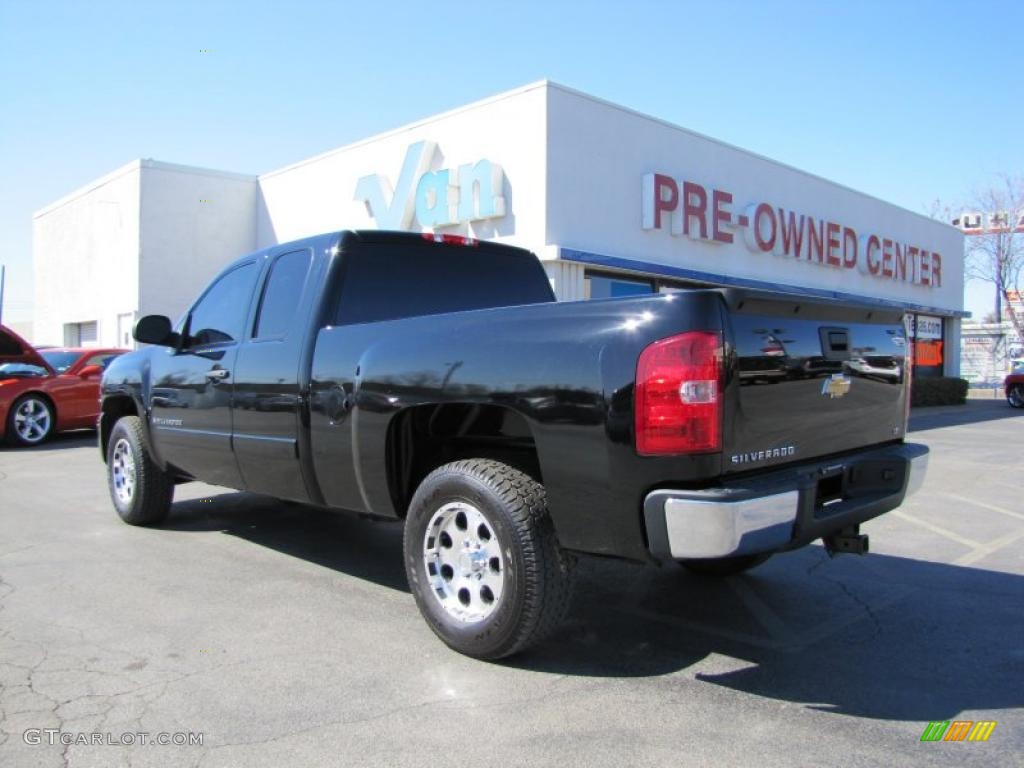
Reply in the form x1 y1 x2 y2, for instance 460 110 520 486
205 368 230 381
325 386 352 423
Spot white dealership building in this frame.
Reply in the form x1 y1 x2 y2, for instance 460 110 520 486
34 81 965 376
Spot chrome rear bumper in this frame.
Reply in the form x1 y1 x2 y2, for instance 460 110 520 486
644 443 929 561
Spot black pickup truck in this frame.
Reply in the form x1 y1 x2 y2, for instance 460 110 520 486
100 230 928 659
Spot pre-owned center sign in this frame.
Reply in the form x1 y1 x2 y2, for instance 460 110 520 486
641 173 943 288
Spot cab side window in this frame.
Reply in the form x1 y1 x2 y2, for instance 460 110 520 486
186 263 257 347
253 250 311 339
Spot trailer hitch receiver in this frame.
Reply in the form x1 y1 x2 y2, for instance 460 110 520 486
824 525 869 556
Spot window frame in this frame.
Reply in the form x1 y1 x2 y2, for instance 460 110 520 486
182 260 258 352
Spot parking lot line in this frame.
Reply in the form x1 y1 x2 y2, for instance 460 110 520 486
939 492 1024 523
954 527 1024 568
890 510 982 549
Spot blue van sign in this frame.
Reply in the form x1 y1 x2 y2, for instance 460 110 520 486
355 141 506 230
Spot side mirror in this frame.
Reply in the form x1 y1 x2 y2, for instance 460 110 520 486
79 364 102 379
134 315 178 347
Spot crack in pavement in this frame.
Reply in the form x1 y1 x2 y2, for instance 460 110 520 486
806 553 882 641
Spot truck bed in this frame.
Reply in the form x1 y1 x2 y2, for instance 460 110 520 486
307 286 910 561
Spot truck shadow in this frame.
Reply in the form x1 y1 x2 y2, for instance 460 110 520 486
164 492 409 592
163 492 1023 723
521 549 1024 722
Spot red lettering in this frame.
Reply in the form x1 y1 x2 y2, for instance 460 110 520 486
683 182 708 239
882 238 894 278
807 217 824 263
919 249 931 286
778 210 805 258
842 227 857 269
894 242 906 281
652 174 678 230
826 222 841 266
866 235 881 275
754 203 776 252
712 189 733 243
931 252 942 287
907 246 919 283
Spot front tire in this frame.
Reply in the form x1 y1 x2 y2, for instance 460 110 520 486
6 395 55 446
679 553 771 576
403 459 574 660
1008 384 1024 409
106 416 174 526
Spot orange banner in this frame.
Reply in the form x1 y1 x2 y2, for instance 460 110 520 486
913 340 944 367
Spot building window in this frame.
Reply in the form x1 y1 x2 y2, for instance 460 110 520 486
584 273 655 299
582 270 710 300
63 321 98 347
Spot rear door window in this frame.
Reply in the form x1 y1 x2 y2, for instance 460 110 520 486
253 250 312 339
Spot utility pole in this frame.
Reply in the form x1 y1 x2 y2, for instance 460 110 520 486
0 265 5 326
995 257 1003 324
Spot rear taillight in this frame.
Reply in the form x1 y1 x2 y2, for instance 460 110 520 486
635 330 723 455
421 233 479 247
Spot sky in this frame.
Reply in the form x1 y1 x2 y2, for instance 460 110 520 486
1 0 1021 324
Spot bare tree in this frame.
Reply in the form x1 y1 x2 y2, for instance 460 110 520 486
960 174 1024 343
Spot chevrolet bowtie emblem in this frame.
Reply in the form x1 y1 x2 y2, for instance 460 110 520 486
821 373 852 399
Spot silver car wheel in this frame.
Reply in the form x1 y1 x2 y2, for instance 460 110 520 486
423 501 505 623
111 438 137 505
13 397 52 444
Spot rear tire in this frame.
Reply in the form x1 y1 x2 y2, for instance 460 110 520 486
106 415 174 526
403 459 574 660
679 553 771 576
1008 384 1024 408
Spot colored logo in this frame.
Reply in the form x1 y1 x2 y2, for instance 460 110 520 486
355 141 506 230
920 720 996 742
821 373 852 399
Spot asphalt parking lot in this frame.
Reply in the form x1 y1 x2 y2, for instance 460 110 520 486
1 400 1022 767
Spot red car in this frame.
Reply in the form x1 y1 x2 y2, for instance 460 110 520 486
1007 362 1024 408
0 325 128 446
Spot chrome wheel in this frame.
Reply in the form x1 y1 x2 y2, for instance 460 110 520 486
13 398 52 444
423 501 505 623
111 438 137 505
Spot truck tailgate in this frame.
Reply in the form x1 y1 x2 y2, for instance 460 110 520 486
722 292 909 474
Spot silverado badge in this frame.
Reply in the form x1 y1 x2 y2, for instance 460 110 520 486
821 373 852 399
